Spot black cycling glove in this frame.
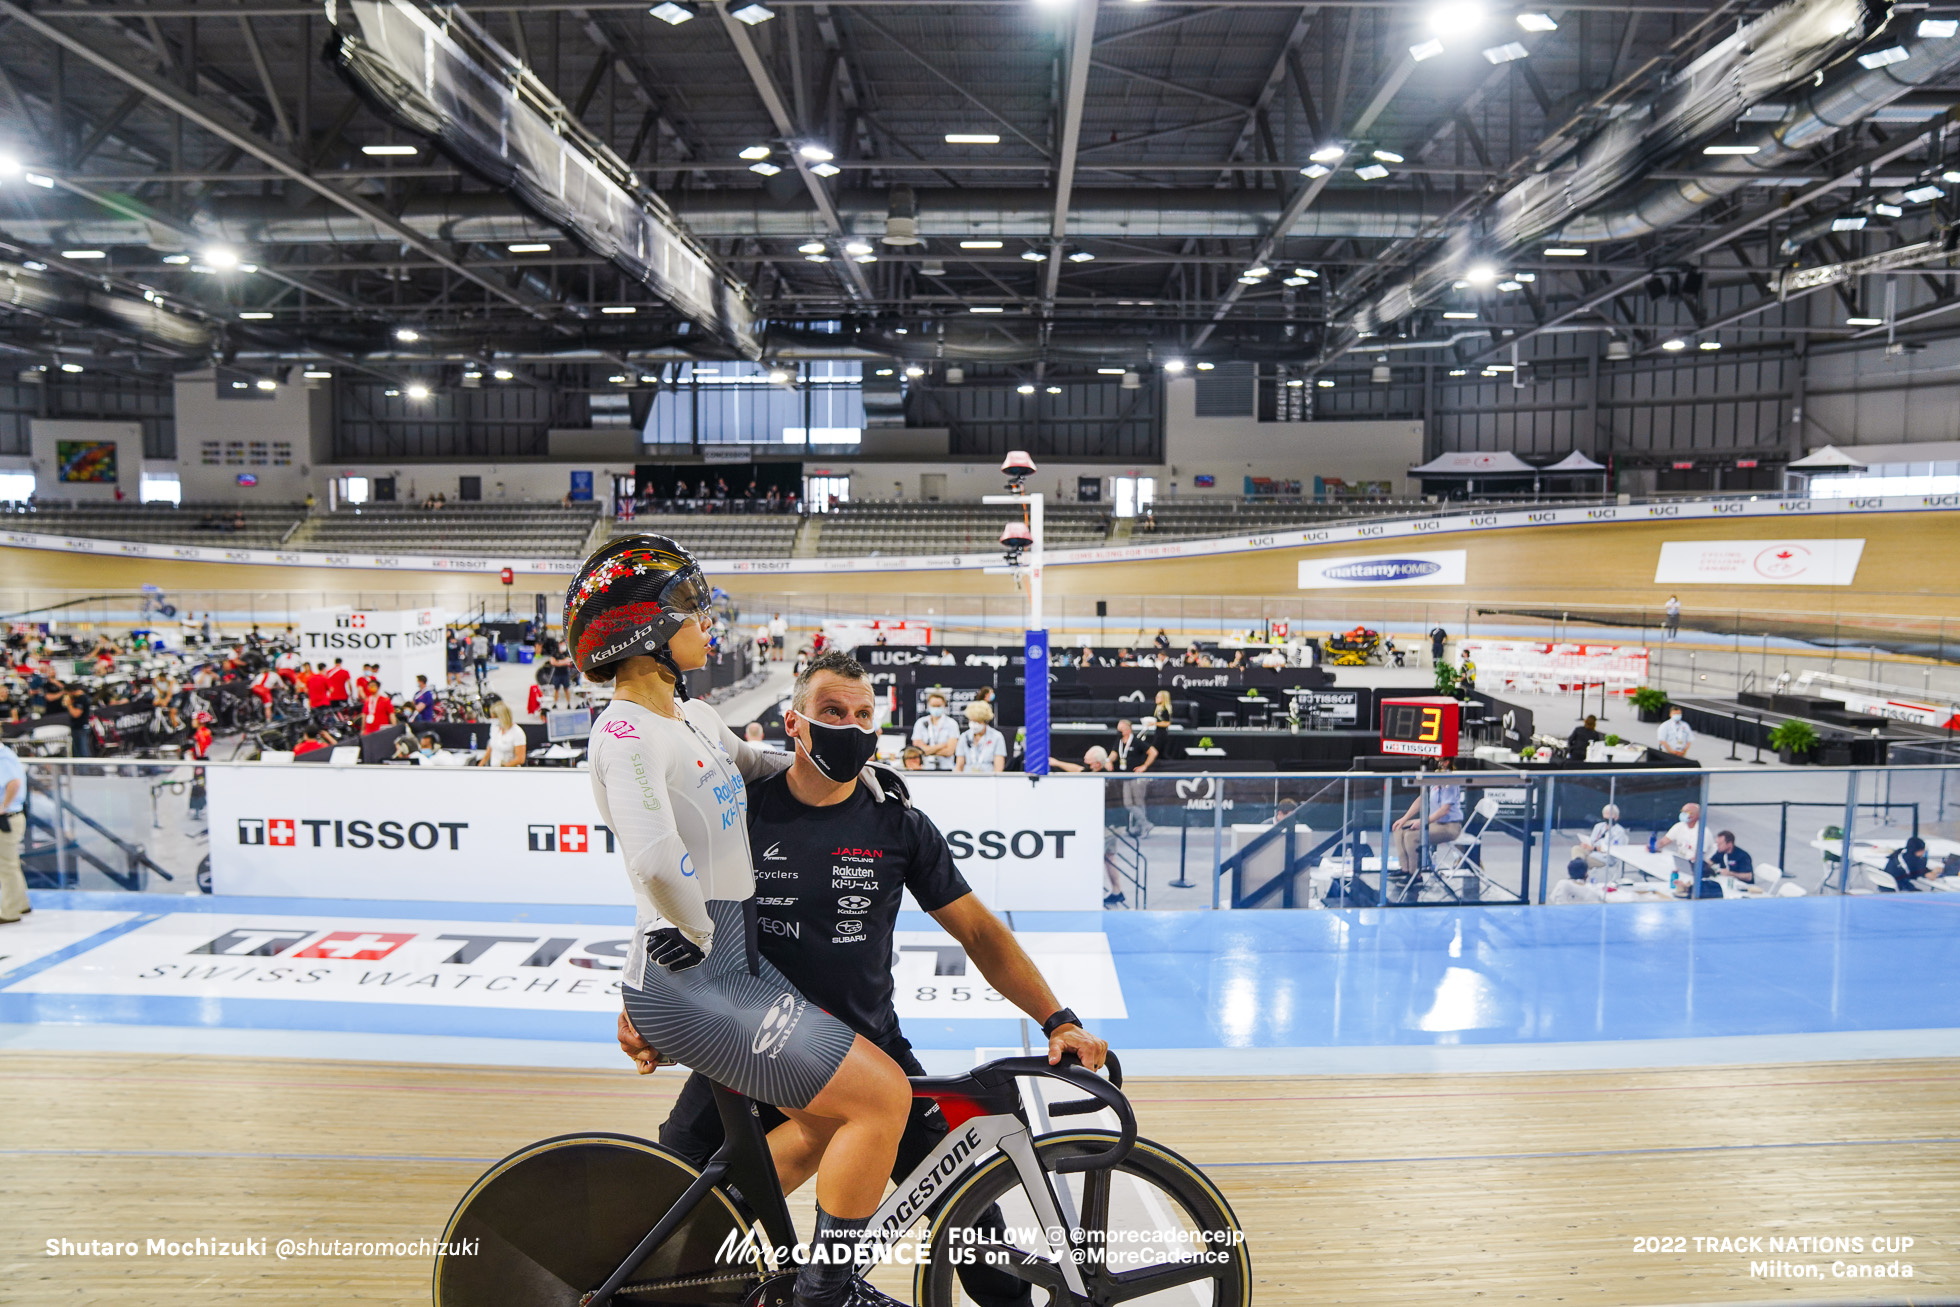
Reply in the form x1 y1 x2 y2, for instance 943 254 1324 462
645 927 707 972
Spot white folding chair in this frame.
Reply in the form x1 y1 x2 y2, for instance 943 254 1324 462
1430 797 1508 901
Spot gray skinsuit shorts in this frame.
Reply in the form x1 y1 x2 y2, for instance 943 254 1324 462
622 898 857 1110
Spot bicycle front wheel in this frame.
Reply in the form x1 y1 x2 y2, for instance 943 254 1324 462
434 1132 764 1307
913 1132 1251 1307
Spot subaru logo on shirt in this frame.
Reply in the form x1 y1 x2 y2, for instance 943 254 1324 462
835 920 864 935
837 895 871 913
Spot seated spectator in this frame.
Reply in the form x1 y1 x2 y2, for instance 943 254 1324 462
900 745 925 771
293 728 333 757
1574 803 1629 871
1268 798 1300 827
477 700 527 768
1549 857 1608 904
390 735 417 762
1256 647 1286 670
954 701 1008 773
1680 829 1748 896
1880 836 1935 891
414 733 441 763
1078 643 1095 668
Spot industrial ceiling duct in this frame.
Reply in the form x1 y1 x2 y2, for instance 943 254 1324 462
325 0 757 356
0 261 213 353
882 186 923 247
1345 0 1890 338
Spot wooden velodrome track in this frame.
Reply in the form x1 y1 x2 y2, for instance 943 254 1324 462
3 1051 1955 1304
5 512 1960 625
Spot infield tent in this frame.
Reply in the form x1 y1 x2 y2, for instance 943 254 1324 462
1411 450 1538 498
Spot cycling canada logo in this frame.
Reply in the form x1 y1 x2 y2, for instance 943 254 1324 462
752 992 803 1056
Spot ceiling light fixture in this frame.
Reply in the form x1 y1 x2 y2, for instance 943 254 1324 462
810 162 842 178
844 240 874 256
853 253 877 263
62 249 106 260
1544 247 1588 256
1515 272 1535 282
256 378 277 391
1163 360 1185 373
493 368 514 380
1018 383 1036 394
1299 163 1332 179
394 327 421 343
730 1 774 22
1516 11 1557 31
304 369 334 379
1832 215 1869 231
1846 316 1884 326
1920 17 1959 37
1308 144 1345 163
1661 338 1687 351
1282 276 1310 287
162 254 190 264
1096 367 1125 375
1244 265 1271 278
797 144 834 162
203 246 240 270
1443 311 1478 320
1698 341 1722 351
1497 279 1523 292
602 305 637 314
1465 263 1498 285
1021 249 1047 261
960 239 1003 250
749 162 783 176
61 363 84 373
1448 368 1468 376
945 133 1000 144
1483 41 1529 63
1195 362 1215 371
362 143 420 156
1857 45 1910 69
1410 38 1445 61
969 305 1004 313
1354 163 1390 180
1293 267 1319 278
1702 144 1761 155
1046 385 1062 394
1372 149 1404 164
1316 378 1334 388
805 253 830 263
508 242 552 253
239 311 273 320
1427 2 1483 38
406 383 431 399
1237 275 1263 285
649 0 697 23
798 241 827 255
1874 202 1904 218
738 145 773 161
1904 184 1946 203
1286 378 1305 388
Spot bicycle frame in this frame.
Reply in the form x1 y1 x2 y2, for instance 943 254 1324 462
583 1055 1134 1307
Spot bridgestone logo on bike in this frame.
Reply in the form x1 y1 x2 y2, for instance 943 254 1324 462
878 1125 984 1235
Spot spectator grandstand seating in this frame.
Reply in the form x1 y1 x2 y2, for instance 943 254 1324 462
815 501 1111 556
0 500 304 549
607 513 801 558
288 502 600 557
1135 499 1430 542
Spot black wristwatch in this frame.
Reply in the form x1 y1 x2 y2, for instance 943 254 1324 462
1040 1007 1081 1038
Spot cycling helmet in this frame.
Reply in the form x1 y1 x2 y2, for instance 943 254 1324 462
564 535 715 688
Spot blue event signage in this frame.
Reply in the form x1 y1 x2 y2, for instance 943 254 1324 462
568 470 594 502
1323 558 1442 582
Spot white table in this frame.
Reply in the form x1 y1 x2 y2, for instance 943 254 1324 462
1608 846 1682 883
1809 837 1960 891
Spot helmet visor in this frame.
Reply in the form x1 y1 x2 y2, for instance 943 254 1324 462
658 566 714 619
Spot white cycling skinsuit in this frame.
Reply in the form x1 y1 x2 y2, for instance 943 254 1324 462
592 695 858 1109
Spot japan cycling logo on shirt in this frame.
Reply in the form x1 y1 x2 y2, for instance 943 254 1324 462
752 992 803 1056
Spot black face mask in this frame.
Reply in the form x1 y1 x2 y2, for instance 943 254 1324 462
793 712 880 782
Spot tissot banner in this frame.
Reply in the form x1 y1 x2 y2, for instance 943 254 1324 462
1652 539 1865 585
1298 549 1468 589
208 768 1103 910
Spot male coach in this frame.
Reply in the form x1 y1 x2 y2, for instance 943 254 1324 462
618 650 1107 1307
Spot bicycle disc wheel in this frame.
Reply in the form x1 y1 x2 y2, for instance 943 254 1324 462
434 1132 765 1307
913 1132 1251 1307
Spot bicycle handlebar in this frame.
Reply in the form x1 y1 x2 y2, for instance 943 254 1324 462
985 1052 1135 1174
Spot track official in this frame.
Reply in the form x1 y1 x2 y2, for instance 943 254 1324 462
620 650 1106 1307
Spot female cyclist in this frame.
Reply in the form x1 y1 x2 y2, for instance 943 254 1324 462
566 535 912 1307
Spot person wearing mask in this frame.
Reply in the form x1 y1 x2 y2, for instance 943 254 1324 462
1456 649 1476 695
1655 802 1704 884
1575 803 1629 872
360 681 397 735
477 700 527 768
1656 705 1694 757
1879 836 1942 890
910 691 960 770
622 648 1103 1307
1567 714 1603 761
1549 857 1608 904
1392 760 1464 878
1664 594 1681 641
954 701 1008 773
0 738 27 923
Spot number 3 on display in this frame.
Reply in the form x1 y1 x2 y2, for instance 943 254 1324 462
1419 706 1441 742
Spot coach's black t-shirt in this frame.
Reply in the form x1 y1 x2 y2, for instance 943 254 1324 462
746 771 972 1043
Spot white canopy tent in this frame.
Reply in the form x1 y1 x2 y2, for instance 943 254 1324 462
1541 451 1606 472
1410 451 1538 476
1787 445 1868 470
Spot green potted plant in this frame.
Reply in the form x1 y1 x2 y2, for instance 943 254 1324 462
1629 686 1670 723
1768 719 1819 765
1432 661 1459 697
1603 733 1622 747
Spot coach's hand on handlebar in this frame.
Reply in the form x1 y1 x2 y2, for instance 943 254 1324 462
1048 1022 1109 1072
617 1008 663 1074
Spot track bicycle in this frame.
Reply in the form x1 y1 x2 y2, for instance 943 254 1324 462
433 1053 1250 1307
